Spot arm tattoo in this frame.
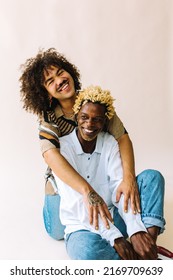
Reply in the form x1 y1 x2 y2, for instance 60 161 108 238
88 190 104 206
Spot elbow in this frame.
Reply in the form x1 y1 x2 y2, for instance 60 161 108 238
43 148 59 165
43 150 49 164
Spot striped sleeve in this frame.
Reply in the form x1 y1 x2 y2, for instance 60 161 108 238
39 119 61 154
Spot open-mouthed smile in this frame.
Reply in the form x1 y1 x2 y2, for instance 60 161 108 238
57 79 69 92
81 127 98 137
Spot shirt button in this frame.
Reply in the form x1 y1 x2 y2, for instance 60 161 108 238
88 158 90 160
87 175 90 178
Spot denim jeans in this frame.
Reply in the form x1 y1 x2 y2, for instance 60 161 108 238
43 194 65 240
43 169 165 259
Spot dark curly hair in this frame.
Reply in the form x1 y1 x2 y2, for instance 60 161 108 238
19 48 81 116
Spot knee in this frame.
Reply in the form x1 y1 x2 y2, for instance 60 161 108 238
142 169 164 184
138 169 165 193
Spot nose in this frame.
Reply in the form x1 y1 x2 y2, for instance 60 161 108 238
86 118 95 128
55 76 61 86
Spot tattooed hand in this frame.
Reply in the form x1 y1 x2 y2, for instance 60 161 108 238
83 190 113 230
88 190 104 206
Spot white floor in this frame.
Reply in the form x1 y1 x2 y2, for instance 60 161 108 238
0 211 69 260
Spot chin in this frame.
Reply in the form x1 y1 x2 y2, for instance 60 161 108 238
83 135 97 142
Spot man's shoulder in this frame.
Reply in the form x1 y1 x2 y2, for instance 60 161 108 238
59 130 75 143
99 131 117 144
59 130 79 152
97 132 119 154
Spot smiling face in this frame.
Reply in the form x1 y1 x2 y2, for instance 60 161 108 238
77 102 106 145
43 65 76 104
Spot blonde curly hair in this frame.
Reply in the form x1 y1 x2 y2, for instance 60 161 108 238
73 85 115 120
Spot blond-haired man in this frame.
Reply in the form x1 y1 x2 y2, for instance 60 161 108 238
54 86 165 260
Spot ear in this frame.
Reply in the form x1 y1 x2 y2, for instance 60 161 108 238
75 113 78 123
102 116 107 125
101 117 107 131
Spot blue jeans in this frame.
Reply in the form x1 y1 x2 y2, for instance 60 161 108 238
43 194 65 240
43 169 165 259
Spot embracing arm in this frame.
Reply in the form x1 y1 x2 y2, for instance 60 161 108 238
116 133 140 213
44 148 91 194
106 113 140 213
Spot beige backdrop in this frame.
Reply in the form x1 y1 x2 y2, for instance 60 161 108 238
0 0 172 259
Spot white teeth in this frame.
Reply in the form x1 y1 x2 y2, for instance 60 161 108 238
57 82 68 92
61 83 68 91
84 129 94 133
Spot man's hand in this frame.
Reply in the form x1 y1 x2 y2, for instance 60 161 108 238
130 231 158 259
114 237 139 260
83 190 113 230
116 178 140 214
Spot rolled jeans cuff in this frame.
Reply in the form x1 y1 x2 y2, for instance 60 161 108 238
142 216 166 234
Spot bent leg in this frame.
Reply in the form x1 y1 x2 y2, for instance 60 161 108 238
66 230 121 260
136 169 166 234
43 194 65 240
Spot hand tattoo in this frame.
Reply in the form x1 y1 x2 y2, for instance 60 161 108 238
88 190 104 206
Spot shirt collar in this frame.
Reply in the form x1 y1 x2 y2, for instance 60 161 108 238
71 128 103 155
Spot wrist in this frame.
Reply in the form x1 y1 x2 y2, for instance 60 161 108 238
81 183 93 196
123 172 136 182
130 231 146 242
114 237 124 243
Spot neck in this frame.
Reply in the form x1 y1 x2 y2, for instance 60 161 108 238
60 95 76 113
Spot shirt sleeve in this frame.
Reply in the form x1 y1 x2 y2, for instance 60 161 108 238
38 117 61 155
93 216 123 246
105 112 126 140
112 195 147 238
96 191 147 247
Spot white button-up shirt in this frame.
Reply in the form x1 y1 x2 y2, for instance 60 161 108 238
54 129 146 246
